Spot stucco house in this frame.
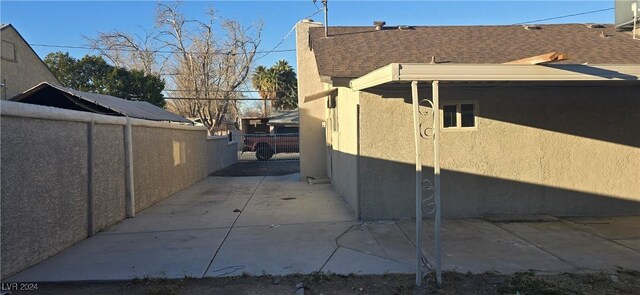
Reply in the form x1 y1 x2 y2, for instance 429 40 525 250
295 21 640 220
1 24 61 100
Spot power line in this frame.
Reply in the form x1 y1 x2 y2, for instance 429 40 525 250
165 97 289 101
29 43 296 55
255 24 298 61
253 5 322 62
513 7 614 25
164 89 290 93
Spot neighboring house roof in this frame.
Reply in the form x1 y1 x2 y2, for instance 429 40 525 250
268 110 299 126
11 82 190 123
310 24 640 78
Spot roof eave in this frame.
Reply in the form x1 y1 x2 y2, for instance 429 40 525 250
350 63 640 91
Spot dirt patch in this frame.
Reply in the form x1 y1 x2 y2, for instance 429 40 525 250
10 270 640 295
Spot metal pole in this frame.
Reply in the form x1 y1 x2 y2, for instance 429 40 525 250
411 81 423 287
323 0 328 37
432 80 442 284
124 117 136 218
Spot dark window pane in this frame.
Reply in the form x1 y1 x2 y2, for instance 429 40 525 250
461 104 475 127
443 105 457 128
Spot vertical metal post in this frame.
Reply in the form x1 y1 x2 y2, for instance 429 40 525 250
411 81 423 287
323 0 329 37
124 117 136 218
355 104 361 221
87 120 95 236
433 80 442 284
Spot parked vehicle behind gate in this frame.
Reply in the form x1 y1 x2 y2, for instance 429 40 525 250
242 127 299 161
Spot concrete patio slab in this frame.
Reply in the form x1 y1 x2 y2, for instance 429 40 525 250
321 247 414 275
498 221 640 271
235 174 353 227
398 219 576 274
615 239 640 252
104 177 262 234
205 222 353 277
562 216 640 240
8 167 639 283
8 228 228 282
337 222 416 265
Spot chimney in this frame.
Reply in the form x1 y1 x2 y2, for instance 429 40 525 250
374 21 386 31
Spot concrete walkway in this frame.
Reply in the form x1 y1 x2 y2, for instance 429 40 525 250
8 174 640 282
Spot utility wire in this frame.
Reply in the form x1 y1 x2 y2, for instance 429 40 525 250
253 6 322 62
29 43 295 55
164 89 290 93
165 97 286 101
513 7 614 25
254 24 298 62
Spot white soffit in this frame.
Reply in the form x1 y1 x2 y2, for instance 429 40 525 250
350 63 640 91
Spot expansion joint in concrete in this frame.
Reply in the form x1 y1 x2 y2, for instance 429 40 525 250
492 222 582 272
319 224 357 272
201 176 266 277
395 221 433 269
559 218 640 254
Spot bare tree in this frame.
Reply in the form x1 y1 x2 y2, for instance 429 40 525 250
86 2 261 135
86 29 161 75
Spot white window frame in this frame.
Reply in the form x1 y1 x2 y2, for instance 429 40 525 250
440 100 479 131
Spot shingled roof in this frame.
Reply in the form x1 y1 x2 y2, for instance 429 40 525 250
309 24 640 78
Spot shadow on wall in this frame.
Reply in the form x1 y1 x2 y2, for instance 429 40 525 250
351 151 640 220
371 83 640 148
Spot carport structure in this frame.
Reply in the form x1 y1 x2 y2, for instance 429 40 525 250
350 63 640 286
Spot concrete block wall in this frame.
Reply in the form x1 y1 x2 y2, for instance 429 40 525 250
0 101 237 279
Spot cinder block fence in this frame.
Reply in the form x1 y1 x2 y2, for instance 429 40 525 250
0 101 237 279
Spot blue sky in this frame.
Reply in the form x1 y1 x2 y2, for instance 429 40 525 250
2 1 616 96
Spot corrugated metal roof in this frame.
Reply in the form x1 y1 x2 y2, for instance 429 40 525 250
11 82 190 123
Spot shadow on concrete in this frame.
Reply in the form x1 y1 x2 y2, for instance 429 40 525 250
212 161 300 177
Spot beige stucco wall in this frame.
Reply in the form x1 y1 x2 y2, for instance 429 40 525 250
351 83 640 219
296 21 328 179
327 87 360 217
0 25 61 99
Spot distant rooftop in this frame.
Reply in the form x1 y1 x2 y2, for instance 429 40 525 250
11 83 190 123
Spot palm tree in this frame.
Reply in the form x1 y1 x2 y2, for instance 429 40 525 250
252 60 298 116
271 60 297 110
252 65 275 116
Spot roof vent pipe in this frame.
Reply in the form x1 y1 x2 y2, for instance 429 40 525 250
374 21 386 31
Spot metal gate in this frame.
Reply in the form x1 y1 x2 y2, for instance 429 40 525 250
232 133 300 162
